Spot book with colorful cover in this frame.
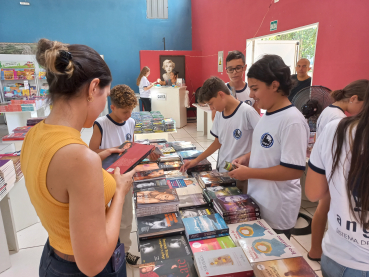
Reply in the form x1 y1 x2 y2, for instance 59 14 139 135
178 193 208 209
133 169 166 182
165 170 188 179
135 163 160 172
170 141 196 152
213 194 260 216
135 188 179 207
195 170 237 188
2 132 27 141
180 207 216 219
228 220 276 245
194 247 253 277
159 153 181 162
252 257 318 277
139 256 197 277
167 178 198 188
12 126 32 133
159 161 183 171
139 235 192 264
137 212 185 240
204 186 242 202
238 234 302 263
190 236 236 253
182 213 229 241
161 147 175 154
178 150 203 160
186 158 212 174
102 142 154 174
133 179 169 193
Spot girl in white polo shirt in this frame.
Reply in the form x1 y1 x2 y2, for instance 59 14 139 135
136 66 157 111
229 55 309 239
306 81 369 276
308 79 369 262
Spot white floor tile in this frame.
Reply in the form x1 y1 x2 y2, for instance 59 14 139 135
294 209 312 229
294 233 312 252
171 134 193 140
198 141 214 148
17 223 48 250
194 137 213 142
301 200 318 209
290 237 321 271
1 246 43 277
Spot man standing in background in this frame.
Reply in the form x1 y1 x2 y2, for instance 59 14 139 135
289 58 312 101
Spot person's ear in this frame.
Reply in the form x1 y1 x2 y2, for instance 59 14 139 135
350 95 358 103
243 64 247 72
271 80 280 92
111 104 115 111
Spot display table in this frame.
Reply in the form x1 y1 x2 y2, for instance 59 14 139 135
150 86 187 129
193 103 215 141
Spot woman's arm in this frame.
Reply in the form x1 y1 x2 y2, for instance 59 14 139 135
89 124 104 153
228 164 304 181
48 144 134 276
305 167 329 202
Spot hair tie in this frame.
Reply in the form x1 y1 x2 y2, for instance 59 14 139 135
59 50 72 64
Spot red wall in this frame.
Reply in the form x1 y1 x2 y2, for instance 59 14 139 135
191 0 369 91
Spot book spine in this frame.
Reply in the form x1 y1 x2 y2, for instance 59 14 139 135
223 212 261 220
138 230 184 241
225 217 260 224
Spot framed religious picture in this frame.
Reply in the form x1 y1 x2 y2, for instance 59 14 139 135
159 55 185 83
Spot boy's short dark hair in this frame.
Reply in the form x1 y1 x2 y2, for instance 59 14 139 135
110 84 138 109
226 50 245 64
198 76 230 103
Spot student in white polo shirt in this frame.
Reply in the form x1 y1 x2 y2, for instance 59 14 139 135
229 55 309 239
308 79 369 262
180 76 260 174
305 82 369 276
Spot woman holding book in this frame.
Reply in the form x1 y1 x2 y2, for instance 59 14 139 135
306 83 369 276
21 38 135 276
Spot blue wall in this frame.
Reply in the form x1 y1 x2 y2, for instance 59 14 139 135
0 0 192 93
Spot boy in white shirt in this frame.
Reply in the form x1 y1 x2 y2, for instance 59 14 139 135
181 76 260 176
90 84 139 264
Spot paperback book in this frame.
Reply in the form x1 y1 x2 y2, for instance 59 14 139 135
252 257 318 277
204 186 241 202
213 194 260 216
149 138 167 143
161 147 176 154
179 207 216 219
190 236 236 253
170 141 197 151
194 170 237 188
159 153 181 162
186 158 212 174
102 142 154 174
182 213 229 241
159 161 183 171
228 220 276 245
165 170 188 179
135 163 159 172
133 180 169 193
2 133 27 141
167 178 198 188
139 235 192 264
133 169 165 182
194 247 253 277
137 212 185 241
178 193 208 209
139 256 197 277
178 150 203 160
238 234 302 263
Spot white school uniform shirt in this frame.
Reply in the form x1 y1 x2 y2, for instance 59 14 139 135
309 119 369 271
139 76 151 98
316 105 346 138
226 82 255 107
94 115 135 149
210 101 260 173
248 105 309 230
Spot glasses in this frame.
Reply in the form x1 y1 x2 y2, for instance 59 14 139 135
226 65 245 73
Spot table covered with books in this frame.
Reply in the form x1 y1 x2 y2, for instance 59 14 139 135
105 139 319 277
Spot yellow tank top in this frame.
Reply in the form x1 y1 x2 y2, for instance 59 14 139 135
20 121 116 255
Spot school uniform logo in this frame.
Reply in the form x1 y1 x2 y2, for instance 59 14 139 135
233 129 242 140
260 133 274 148
245 100 252 106
126 133 132 141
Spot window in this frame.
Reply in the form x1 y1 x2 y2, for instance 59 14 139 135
147 0 168 19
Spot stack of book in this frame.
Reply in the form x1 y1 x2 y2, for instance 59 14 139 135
133 169 166 182
178 150 203 160
174 181 209 209
2 132 27 141
0 153 23 181
194 170 237 188
138 256 197 277
189 235 236 253
170 141 196 152
159 153 181 162
0 175 13 201
179 206 216 219
203 185 242 203
12 126 32 133
186 158 212 175
159 161 183 171
212 194 261 224
133 179 169 193
131 111 176 133
0 159 16 186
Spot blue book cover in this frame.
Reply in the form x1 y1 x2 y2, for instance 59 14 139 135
182 213 229 241
178 150 203 160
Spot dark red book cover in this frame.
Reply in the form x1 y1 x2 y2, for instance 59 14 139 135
103 142 154 174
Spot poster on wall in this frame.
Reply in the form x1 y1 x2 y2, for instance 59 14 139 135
159 55 185 83
0 43 38 55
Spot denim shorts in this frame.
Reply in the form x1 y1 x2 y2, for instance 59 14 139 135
39 239 126 277
321 254 369 277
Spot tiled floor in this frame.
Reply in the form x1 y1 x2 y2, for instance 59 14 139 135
0 123 323 276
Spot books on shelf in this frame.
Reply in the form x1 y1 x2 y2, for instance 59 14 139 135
193 247 253 277
159 161 183 171
134 188 180 217
182 213 229 241
133 179 169 193
0 153 22 181
12 126 32 133
133 169 166 182
194 170 237 188
178 150 203 160
179 207 216 219
186 158 212 174
228 220 276 245
190 236 236 253
102 142 154 174
139 235 192 263
138 256 197 277
238 234 302 263
137 212 185 241
0 160 16 186
2 133 27 141
203 186 242 203
252 257 318 277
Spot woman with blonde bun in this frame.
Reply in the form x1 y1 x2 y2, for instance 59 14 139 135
21 38 135 276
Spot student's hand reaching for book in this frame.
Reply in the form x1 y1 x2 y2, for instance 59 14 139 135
114 167 136 196
228 162 250 181
232 153 250 167
180 159 198 172
148 152 161 162
98 148 125 161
